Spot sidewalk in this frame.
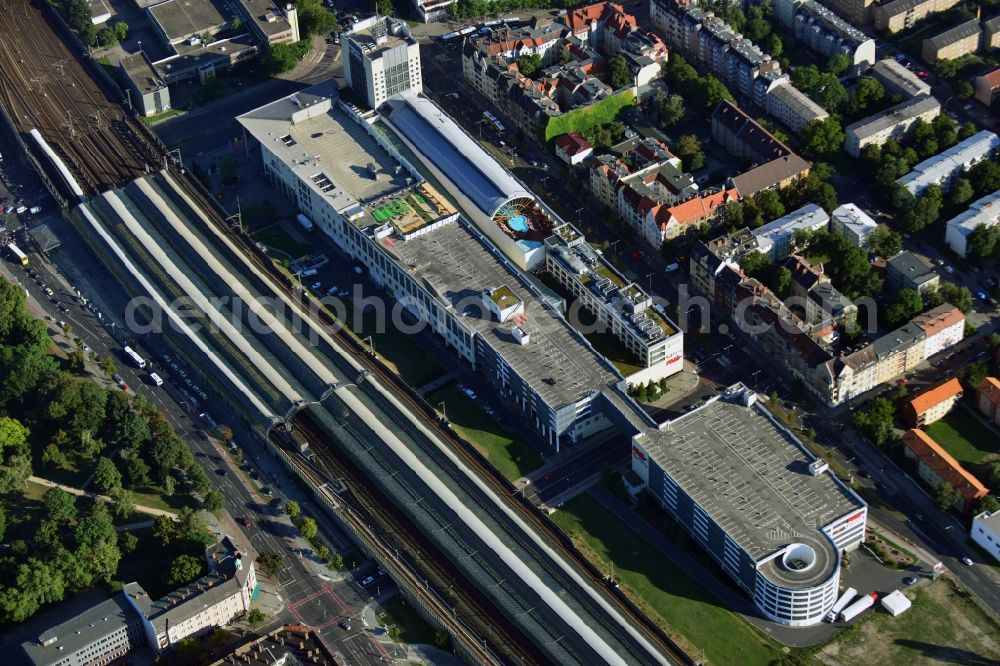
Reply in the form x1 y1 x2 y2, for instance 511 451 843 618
29 476 178 519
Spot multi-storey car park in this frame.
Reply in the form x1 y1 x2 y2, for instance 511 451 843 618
237 81 868 626
631 386 867 626
68 169 679 666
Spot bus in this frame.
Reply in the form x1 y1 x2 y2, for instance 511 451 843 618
123 345 147 369
483 111 506 133
7 243 28 266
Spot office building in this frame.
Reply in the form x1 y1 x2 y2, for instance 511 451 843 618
831 203 878 247
545 228 684 384
344 16 422 109
632 385 867 626
119 51 170 117
886 250 939 294
124 536 257 652
765 81 829 134
974 68 1000 107
976 376 1000 427
752 204 831 261
234 0 298 45
901 429 988 514
902 377 963 427
873 0 962 32
19 594 147 666
871 59 931 100
945 190 1000 258
972 511 1000 563
843 95 941 157
922 19 982 63
897 130 1000 196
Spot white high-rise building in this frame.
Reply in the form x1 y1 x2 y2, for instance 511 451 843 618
344 16 422 109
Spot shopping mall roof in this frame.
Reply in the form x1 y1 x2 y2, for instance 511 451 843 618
382 91 533 219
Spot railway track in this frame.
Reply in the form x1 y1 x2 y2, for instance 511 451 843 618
283 414 545 666
0 0 160 194
170 172 693 665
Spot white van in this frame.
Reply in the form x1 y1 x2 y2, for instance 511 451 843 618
300 268 318 278
149 372 164 387
29 206 41 215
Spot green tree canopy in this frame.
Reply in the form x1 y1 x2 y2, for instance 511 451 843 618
886 289 924 326
43 487 78 523
203 490 224 513
607 53 630 89
674 134 705 171
934 483 960 511
298 516 318 540
167 554 204 588
867 224 901 257
851 397 894 446
93 456 123 495
827 53 851 76
801 117 845 157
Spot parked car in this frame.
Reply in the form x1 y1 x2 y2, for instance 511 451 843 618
360 575 375 586
902 576 917 586
961 557 974 566
237 515 251 527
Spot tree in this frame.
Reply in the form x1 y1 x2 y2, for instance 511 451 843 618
948 177 974 208
721 201 744 231
203 490 224 513
978 494 1000 513
934 483 960 511
263 40 311 75
607 53 630 89
811 73 848 113
176 508 214 546
120 531 139 554
969 159 1000 195
739 251 773 279
256 551 283 577
296 0 337 38
963 361 989 390
0 416 29 454
932 114 957 149
699 75 733 111
93 456 123 495
763 33 783 58
792 65 820 90
376 0 393 16
756 189 785 221
956 80 974 100
967 224 1000 259
109 488 134 519
284 500 301 519
926 282 972 313
113 20 129 42
43 487 77 523
652 92 685 127
167 554 204 587
514 54 541 77
298 516 318 540
958 120 978 141
848 77 884 115
886 289 924 326
903 191 941 234
867 225 901 257
913 119 938 158
851 397 894 446
246 608 266 627
0 454 32 494
801 117 845 157
827 53 851 76
153 514 177 546
774 266 792 299
674 135 705 171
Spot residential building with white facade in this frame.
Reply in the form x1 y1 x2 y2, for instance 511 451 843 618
945 190 1000 257
831 203 878 247
632 385 867 626
897 130 1000 196
871 58 932 99
545 227 684 384
344 16 422 109
765 81 829 134
972 511 1000 563
752 204 831 261
124 536 256 653
843 94 941 157
788 0 876 74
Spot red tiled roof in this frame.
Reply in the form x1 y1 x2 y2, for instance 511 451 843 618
979 68 1000 88
901 429 988 503
554 132 593 155
661 188 737 225
905 377 963 415
913 304 964 335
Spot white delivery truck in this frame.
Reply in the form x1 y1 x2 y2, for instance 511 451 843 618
840 591 878 622
825 587 857 622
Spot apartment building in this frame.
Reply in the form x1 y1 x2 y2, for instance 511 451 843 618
817 0 877 26
125 537 257 652
554 132 594 165
977 376 1000 427
752 204 831 261
873 0 962 33
344 16 422 109
712 101 811 196
897 130 1000 196
985 15 1000 49
545 227 684 384
790 0 876 74
975 68 1000 107
765 81 829 134
922 19 983 63
972 510 1000 563
886 250 940 294
843 94 941 157
902 429 988 513
946 190 1000 257
831 203 878 247
785 255 858 329
902 377 963 427
871 58 932 99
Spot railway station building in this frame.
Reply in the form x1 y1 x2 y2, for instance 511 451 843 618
631 385 867 625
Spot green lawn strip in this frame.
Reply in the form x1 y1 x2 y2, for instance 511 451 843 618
129 488 199 513
339 305 441 387
924 411 999 466
251 224 313 260
426 385 542 481
378 595 439 644
140 108 184 125
549 494 781 666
